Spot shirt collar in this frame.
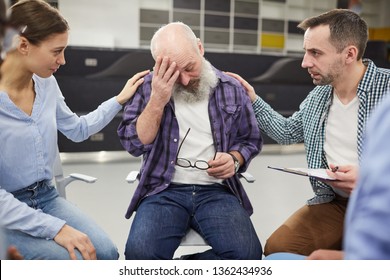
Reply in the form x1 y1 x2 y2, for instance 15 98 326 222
357 58 376 98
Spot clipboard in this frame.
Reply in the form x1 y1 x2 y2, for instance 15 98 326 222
267 166 336 181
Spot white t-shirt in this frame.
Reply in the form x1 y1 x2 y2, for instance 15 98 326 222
324 93 359 197
171 98 222 185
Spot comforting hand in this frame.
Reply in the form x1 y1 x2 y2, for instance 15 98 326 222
207 152 236 179
224 72 257 102
54 224 97 260
323 164 359 195
150 56 180 107
116 69 150 105
306 249 344 260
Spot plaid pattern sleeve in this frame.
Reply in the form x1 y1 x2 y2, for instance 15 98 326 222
252 59 390 205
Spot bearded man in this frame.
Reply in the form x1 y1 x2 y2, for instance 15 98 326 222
118 21 263 260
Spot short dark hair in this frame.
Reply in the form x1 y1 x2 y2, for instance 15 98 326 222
298 9 368 60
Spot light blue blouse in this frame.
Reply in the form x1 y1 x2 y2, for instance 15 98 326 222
0 74 122 238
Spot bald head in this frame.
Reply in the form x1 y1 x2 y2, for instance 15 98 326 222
150 22 201 60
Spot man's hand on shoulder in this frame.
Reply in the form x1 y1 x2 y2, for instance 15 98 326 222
224 72 257 103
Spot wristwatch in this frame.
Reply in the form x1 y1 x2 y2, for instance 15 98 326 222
228 152 240 174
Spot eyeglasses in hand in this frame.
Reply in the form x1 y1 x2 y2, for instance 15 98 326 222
175 128 216 170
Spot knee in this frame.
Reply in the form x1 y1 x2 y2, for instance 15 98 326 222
220 239 263 260
124 241 145 260
220 247 263 260
125 237 160 260
264 226 309 256
264 233 286 256
242 240 263 260
95 242 119 260
264 229 292 256
264 236 282 256
235 246 263 260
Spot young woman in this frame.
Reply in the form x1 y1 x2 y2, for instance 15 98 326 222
0 0 148 259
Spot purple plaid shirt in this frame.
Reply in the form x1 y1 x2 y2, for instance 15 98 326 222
118 67 262 219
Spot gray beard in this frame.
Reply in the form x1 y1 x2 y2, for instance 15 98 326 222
172 59 218 103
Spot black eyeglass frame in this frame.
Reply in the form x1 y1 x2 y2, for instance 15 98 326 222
175 128 217 170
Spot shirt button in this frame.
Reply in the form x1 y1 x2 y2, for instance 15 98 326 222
170 161 174 164
174 139 178 142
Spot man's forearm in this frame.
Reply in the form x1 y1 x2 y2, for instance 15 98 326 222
136 99 165 145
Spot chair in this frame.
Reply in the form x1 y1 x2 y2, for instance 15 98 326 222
125 170 255 246
53 148 97 199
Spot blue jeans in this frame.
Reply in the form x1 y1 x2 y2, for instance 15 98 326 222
264 252 306 260
5 180 118 260
125 183 262 259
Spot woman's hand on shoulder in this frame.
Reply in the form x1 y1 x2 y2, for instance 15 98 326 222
116 69 150 105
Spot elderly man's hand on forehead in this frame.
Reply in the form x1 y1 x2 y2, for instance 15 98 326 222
150 56 180 106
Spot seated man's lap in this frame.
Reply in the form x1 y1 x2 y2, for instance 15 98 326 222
125 187 192 259
193 186 262 259
126 184 262 259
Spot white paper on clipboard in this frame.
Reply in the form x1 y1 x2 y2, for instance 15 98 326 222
267 166 336 180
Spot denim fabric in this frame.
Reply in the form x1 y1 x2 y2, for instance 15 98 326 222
264 252 306 260
0 227 5 259
125 183 262 260
5 181 118 260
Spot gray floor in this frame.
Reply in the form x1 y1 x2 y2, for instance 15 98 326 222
61 144 313 259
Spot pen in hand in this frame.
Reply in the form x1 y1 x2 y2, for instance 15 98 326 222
331 166 339 172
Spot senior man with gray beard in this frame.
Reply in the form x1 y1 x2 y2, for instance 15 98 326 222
118 21 263 260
